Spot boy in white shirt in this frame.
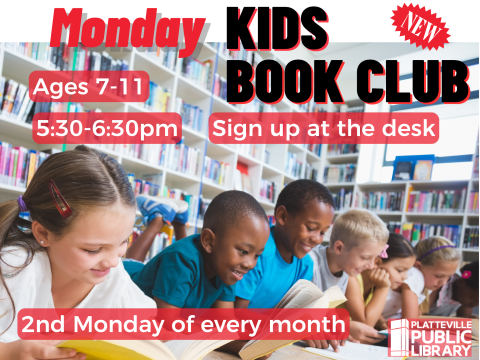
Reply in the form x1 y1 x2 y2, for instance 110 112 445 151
310 209 389 344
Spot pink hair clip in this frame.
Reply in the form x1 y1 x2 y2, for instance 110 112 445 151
462 270 472 279
49 179 72 218
379 244 389 259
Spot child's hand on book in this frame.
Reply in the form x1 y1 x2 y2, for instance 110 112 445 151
350 321 386 345
368 268 391 289
375 318 388 330
0 340 86 360
305 339 341 353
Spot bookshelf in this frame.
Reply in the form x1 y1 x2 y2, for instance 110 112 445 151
0 42 478 262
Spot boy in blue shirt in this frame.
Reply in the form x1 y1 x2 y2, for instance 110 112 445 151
235 179 335 309
127 191 270 309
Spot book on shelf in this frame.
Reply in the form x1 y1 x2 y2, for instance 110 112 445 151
304 163 318 181
263 150 270 165
130 173 163 197
402 222 413 242
386 221 402 234
1 79 19 115
57 339 232 360
143 82 171 112
234 169 243 191
213 74 228 101
236 98 278 113
356 191 404 212
0 143 49 188
146 46 178 70
241 173 253 195
145 231 172 260
393 161 412 180
11 99 84 125
463 226 479 249
251 53 263 71
5 43 130 83
473 155 479 179
331 189 353 211
198 196 212 221
413 160 433 180
406 188 466 213
285 152 302 178
5 42 55 69
302 143 321 157
0 79 37 122
401 222 462 247
259 179 276 203
468 191 479 213
326 144 358 156
0 77 5 108
238 280 346 360
238 144 260 159
267 215 276 226
175 97 204 133
203 156 230 187
323 164 356 184
213 41 253 63
179 56 213 90
97 144 166 167
165 138 200 177
235 162 253 194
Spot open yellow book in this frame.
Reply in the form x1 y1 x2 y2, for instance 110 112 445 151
57 339 232 360
238 279 347 360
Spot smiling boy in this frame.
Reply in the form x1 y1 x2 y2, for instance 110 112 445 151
130 191 270 309
310 209 389 294
235 180 335 309
308 209 389 347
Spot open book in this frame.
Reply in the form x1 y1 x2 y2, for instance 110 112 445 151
303 342 403 360
57 339 231 360
238 280 347 360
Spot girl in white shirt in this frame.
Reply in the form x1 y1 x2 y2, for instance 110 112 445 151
382 236 460 320
0 146 156 359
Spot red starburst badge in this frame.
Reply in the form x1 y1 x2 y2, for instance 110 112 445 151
391 4 450 50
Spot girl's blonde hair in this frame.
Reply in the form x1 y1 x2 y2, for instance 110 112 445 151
416 236 461 313
0 145 136 334
416 236 461 267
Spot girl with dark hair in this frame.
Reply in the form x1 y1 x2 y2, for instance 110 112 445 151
345 232 416 328
0 146 155 358
429 260 479 318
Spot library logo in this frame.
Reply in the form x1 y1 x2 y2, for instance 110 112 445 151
388 319 472 357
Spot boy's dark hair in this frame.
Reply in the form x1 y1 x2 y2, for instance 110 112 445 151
275 180 335 216
383 232 416 262
460 261 479 289
203 191 268 236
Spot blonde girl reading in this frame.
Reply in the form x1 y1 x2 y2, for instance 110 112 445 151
382 236 460 320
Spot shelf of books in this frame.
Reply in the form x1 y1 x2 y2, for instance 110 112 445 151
0 41 478 261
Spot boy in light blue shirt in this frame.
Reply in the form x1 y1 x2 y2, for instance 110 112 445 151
234 225 314 308
235 180 335 308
